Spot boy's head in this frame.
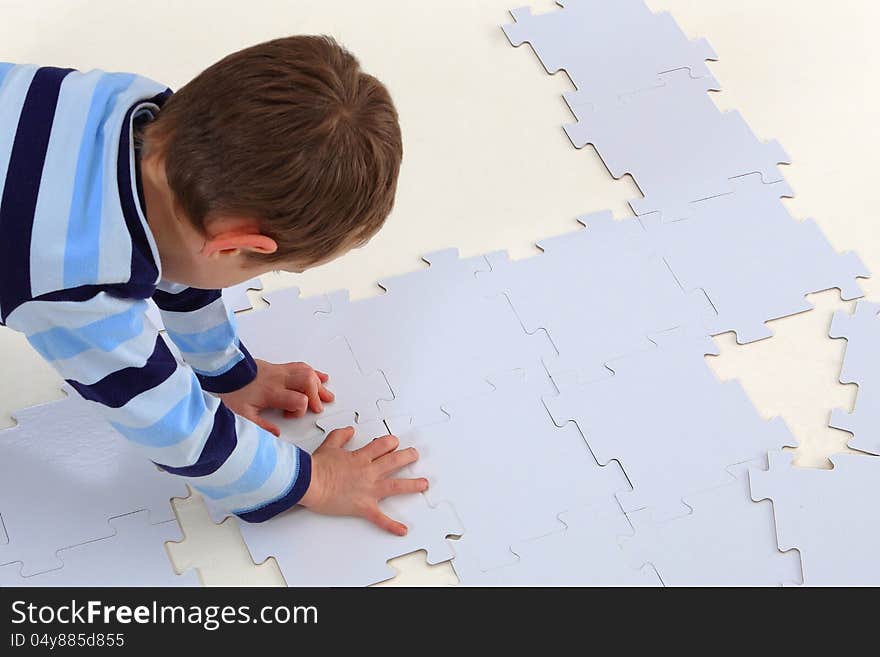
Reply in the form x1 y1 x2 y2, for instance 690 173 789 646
141 35 403 288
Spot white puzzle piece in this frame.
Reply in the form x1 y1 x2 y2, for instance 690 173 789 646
0 511 198 587
829 302 880 455
622 463 802 586
225 414 462 587
483 212 710 384
0 389 187 575
545 329 796 519
389 368 629 575
750 451 880 586
454 496 661 586
318 250 554 426
641 175 868 343
503 0 716 108
564 70 790 221
234 287 394 452
146 277 263 331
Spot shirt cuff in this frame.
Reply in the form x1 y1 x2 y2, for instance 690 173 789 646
196 341 258 393
235 448 312 523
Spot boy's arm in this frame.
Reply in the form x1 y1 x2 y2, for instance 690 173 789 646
7 290 310 522
152 282 256 394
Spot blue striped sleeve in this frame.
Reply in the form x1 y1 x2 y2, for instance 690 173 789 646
153 283 258 393
5 292 310 521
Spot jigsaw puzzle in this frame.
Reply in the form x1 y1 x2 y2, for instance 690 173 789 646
564 70 790 221
503 0 717 109
545 329 796 519
829 302 880 455
622 462 802 586
145 277 263 331
483 211 710 384
219 414 462 586
640 175 868 343
0 511 197 587
750 451 880 586
453 496 661 586
315 250 554 426
0 388 187 576
388 368 629 577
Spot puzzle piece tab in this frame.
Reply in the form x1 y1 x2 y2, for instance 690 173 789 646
623 463 801 586
750 451 880 586
564 70 790 221
503 0 716 108
0 390 186 576
545 329 796 519
641 175 868 343
0 511 197 587
391 368 629 575
829 302 880 455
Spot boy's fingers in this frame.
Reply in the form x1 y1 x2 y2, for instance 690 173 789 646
377 477 429 500
318 384 335 404
315 370 329 383
365 506 407 536
355 434 399 460
373 447 419 477
274 389 309 418
287 374 323 413
323 426 355 448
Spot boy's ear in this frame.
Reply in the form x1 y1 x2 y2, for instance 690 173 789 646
202 232 278 257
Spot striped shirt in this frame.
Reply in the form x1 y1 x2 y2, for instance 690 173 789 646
0 63 310 522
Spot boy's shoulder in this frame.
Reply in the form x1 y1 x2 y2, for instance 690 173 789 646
0 63 172 322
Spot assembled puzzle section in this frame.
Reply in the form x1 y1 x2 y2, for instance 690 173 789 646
544 329 796 520
640 175 868 343
388 368 629 577
622 463 801 586
226 414 462 587
502 0 717 109
483 211 711 384
315 250 554 427
0 388 187 576
750 451 880 586
565 70 789 221
234 286 394 452
0 512 198 587
829 302 880 455
452 496 662 587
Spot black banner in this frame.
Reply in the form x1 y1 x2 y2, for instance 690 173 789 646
0 586 851 651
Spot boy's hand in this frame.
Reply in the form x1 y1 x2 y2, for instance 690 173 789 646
299 427 428 536
218 359 334 436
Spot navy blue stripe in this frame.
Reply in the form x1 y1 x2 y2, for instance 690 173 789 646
32 281 156 305
236 450 312 523
153 287 221 312
66 334 177 408
0 67 75 323
116 90 171 290
196 341 259 393
156 402 238 477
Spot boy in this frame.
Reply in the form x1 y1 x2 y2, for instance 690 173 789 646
0 35 426 535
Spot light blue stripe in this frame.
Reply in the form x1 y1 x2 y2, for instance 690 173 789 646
190 349 245 378
111 379 207 448
27 301 146 361
62 72 136 288
0 63 14 87
197 429 278 500
232 451 301 516
29 70 103 296
165 317 238 354
0 65 39 227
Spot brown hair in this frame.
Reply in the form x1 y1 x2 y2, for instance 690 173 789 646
146 35 403 265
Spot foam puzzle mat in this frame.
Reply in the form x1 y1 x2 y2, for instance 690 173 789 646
1 0 878 586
